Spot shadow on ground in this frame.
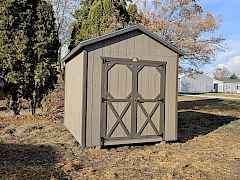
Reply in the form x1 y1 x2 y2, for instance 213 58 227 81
178 110 238 142
178 98 240 111
178 98 240 142
0 144 69 179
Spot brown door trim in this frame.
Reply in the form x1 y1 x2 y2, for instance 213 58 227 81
100 57 166 146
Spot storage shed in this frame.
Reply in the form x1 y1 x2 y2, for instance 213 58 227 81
63 25 184 147
178 73 214 94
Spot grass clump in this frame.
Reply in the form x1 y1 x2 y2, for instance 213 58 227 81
0 138 4 144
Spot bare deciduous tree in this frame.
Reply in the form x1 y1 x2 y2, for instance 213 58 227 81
214 65 231 80
49 0 80 68
134 0 225 71
50 0 79 42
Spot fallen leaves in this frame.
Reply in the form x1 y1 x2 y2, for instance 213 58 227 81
0 95 240 179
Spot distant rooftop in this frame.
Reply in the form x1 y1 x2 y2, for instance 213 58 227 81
214 78 240 83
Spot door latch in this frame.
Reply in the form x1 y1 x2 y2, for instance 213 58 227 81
102 97 107 102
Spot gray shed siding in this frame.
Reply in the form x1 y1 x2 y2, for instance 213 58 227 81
178 74 214 93
64 52 85 145
85 33 178 147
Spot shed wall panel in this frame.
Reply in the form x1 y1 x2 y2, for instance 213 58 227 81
86 48 103 147
165 58 178 140
86 33 178 146
64 52 84 145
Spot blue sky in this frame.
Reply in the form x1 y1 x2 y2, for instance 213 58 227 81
62 0 240 75
200 0 240 74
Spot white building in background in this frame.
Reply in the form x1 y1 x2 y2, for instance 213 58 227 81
178 73 214 94
213 79 240 94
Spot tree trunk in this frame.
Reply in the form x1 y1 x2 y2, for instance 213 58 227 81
31 97 37 115
11 95 20 115
30 91 37 115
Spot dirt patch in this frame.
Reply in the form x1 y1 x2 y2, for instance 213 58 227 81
0 143 70 179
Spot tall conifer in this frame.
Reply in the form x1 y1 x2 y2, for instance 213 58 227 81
0 0 60 114
69 0 138 50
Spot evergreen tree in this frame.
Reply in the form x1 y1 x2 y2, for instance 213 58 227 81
127 3 140 24
69 0 92 50
0 0 60 114
230 73 238 80
0 0 31 114
69 0 137 50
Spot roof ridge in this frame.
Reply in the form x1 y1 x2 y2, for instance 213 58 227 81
63 25 184 63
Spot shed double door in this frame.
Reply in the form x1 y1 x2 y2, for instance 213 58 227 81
101 57 166 145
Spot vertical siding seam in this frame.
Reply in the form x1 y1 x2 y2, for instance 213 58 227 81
64 65 67 127
81 50 88 147
88 54 93 146
90 55 95 146
175 57 179 140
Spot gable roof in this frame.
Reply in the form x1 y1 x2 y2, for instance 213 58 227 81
63 25 185 63
214 78 240 83
178 73 212 79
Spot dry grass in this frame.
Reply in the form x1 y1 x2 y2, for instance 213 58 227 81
0 95 240 179
205 93 240 98
178 95 211 102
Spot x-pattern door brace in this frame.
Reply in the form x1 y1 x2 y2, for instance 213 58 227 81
106 93 131 137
